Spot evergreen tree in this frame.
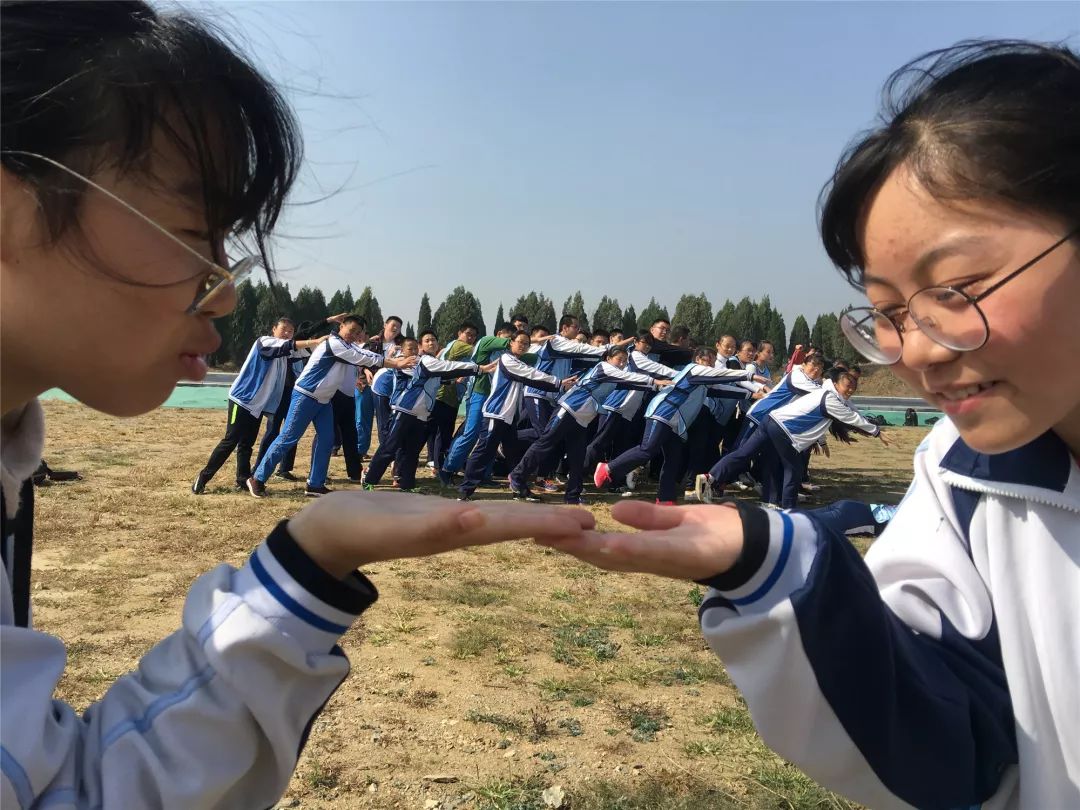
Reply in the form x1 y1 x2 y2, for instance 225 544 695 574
353 286 383 332
494 303 505 329
788 315 811 354
254 281 279 334
672 292 714 345
637 298 669 331
621 305 638 337
327 285 355 316
592 296 623 332
417 293 433 333
432 286 486 343
227 281 260 366
730 297 758 343
712 299 737 342
293 286 328 327
510 292 557 332
561 291 590 332
405 321 415 339
766 310 787 361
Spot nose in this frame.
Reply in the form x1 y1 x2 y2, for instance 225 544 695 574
899 318 959 372
201 279 238 319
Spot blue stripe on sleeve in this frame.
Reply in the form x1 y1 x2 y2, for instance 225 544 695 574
728 511 793 606
250 552 350 634
100 666 216 749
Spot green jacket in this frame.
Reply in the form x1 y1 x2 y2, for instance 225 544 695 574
435 340 477 408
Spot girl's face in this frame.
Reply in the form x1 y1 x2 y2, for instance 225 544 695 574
1 145 236 417
861 166 1080 454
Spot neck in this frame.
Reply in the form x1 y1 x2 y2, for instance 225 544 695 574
1055 402 1080 462
0 348 49 419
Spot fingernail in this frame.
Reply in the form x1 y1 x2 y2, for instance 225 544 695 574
458 509 485 531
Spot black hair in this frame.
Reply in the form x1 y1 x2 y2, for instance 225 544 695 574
803 353 826 370
593 329 610 342
717 334 737 345
418 329 437 341
603 345 628 361
530 325 549 337
849 363 863 375
635 330 655 345
495 322 514 334
341 315 367 330
694 347 717 363
512 330 531 342
651 318 670 327
457 321 478 334
385 315 403 325
559 314 578 331
510 313 528 324
671 325 691 342
273 316 295 328
819 39 1080 289
1 0 300 272
739 340 756 353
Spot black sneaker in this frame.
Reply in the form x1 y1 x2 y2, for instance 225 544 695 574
246 477 267 499
512 487 543 503
192 472 211 495
457 493 474 502
564 498 586 506
305 485 333 497
274 470 299 482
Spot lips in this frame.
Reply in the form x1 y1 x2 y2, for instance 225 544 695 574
933 381 997 402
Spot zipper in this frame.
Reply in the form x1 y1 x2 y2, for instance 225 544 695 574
938 470 1080 514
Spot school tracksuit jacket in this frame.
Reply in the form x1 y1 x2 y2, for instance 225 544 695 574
698 419 1080 808
1 399 378 810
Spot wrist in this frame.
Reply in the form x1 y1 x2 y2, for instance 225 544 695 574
289 501 360 579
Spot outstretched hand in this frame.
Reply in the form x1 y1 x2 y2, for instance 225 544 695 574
537 500 745 582
289 491 596 579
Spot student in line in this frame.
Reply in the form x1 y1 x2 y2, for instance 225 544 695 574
355 315 406 455
458 331 571 501
594 348 766 503
584 331 677 473
250 316 416 497
511 345 671 504
193 318 327 494
542 40 1080 808
427 322 478 471
363 330 489 492
0 4 594 807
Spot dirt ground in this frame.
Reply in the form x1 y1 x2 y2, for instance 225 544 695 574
31 401 925 809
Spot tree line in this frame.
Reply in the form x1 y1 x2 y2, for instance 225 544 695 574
210 281 859 368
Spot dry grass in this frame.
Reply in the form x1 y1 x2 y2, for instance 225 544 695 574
32 400 926 809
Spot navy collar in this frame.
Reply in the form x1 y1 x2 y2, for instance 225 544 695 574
940 430 1072 493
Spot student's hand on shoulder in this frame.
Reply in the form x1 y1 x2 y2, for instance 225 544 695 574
537 501 744 582
327 313 348 324
288 492 596 579
480 362 498 373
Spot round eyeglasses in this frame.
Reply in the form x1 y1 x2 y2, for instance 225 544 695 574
841 228 1079 365
0 150 259 314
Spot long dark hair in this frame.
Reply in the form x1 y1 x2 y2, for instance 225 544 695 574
819 39 1080 288
1 0 301 271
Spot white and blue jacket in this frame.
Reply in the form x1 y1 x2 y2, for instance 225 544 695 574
228 337 308 417
705 354 753 426
294 335 384 405
698 420 1080 808
371 367 396 399
1 399 379 810
525 337 606 402
483 354 560 424
745 366 821 426
601 352 678 421
767 379 879 452
645 364 755 439
392 354 480 422
557 362 658 428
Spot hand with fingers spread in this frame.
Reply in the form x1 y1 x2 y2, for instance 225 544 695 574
289 491 596 578
537 500 747 583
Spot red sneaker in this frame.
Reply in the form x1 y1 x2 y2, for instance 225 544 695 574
593 462 612 489
655 499 676 506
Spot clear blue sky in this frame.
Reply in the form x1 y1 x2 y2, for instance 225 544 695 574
197 1 1077 333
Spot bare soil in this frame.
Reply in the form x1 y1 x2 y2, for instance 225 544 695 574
32 401 924 809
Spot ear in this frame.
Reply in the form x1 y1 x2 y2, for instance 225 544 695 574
0 167 38 266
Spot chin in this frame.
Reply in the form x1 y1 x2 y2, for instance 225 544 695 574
950 411 1048 456
72 381 176 418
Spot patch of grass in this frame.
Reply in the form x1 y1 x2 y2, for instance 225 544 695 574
537 676 598 707
618 702 669 743
750 761 857 809
684 740 728 758
631 630 670 648
473 774 547 810
552 623 619 666
443 581 508 607
466 710 526 735
528 709 551 742
450 625 506 659
702 703 755 736
688 585 705 607
572 773 743 809
659 655 732 687
609 605 639 629
550 587 573 601
388 606 422 634
405 689 439 709
304 760 339 796
557 717 583 737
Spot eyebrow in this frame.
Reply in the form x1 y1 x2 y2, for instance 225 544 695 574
863 234 991 289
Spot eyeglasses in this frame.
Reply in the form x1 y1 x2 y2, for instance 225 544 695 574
840 227 1079 365
0 150 258 314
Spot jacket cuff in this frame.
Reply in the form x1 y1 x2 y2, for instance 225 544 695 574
233 521 377 652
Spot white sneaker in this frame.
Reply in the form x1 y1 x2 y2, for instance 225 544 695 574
626 469 637 492
693 474 713 505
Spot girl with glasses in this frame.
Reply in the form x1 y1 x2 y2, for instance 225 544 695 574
0 4 592 807
545 40 1080 807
